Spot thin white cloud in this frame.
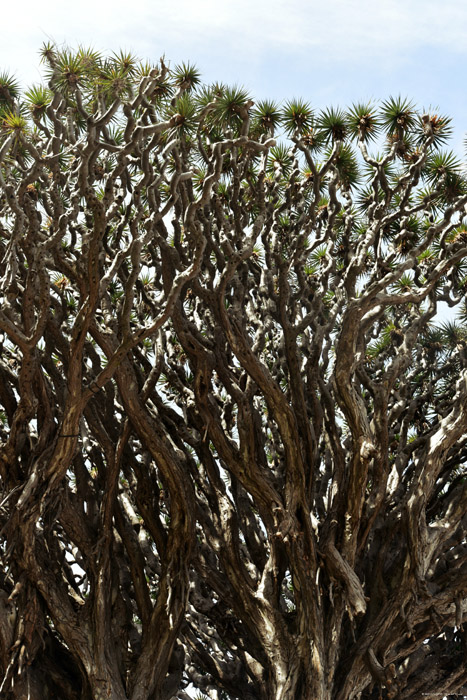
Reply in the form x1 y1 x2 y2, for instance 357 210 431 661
137 0 467 58
1 0 466 86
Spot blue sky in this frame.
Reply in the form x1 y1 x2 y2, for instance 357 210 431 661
2 0 467 152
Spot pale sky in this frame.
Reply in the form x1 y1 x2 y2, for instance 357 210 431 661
2 0 466 151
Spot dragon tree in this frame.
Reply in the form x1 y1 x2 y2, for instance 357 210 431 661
0 45 467 700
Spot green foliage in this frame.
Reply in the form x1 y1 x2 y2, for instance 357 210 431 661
416 111 453 148
1 109 28 139
38 41 57 64
268 143 293 176
110 50 139 77
457 299 467 324
328 144 360 189
301 126 326 152
44 49 88 94
423 151 463 184
356 185 384 212
172 61 201 91
380 95 416 136
318 106 348 144
366 332 391 360
23 84 52 117
95 61 133 100
391 273 414 293
347 102 380 142
0 72 21 107
281 98 313 135
439 321 467 353
167 94 198 137
252 99 281 136
212 85 252 129
308 244 329 268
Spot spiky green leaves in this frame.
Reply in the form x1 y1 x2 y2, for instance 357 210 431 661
252 100 281 136
80 47 141 101
24 85 52 118
439 321 467 353
195 82 225 109
212 86 252 129
391 273 415 294
301 128 326 152
417 112 452 148
457 299 467 325
172 62 201 91
318 107 348 144
356 186 384 213
282 99 313 136
167 94 198 137
381 96 416 137
96 61 133 100
149 79 173 103
0 73 20 109
39 41 57 65
40 45 152 103
0 45 464 235
347 103 380 142
111 50 139 77
328 145 360 189
423 151 467 202
423 151 462 184
267 144 293 177
45 50 88 94
308 244 329 268
1 109 28 140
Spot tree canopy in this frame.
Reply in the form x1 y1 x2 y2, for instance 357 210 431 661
0 45 467 700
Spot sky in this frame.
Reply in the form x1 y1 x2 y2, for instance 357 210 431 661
1 0 466 152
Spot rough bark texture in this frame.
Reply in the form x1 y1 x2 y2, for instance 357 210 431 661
0 48 466 699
